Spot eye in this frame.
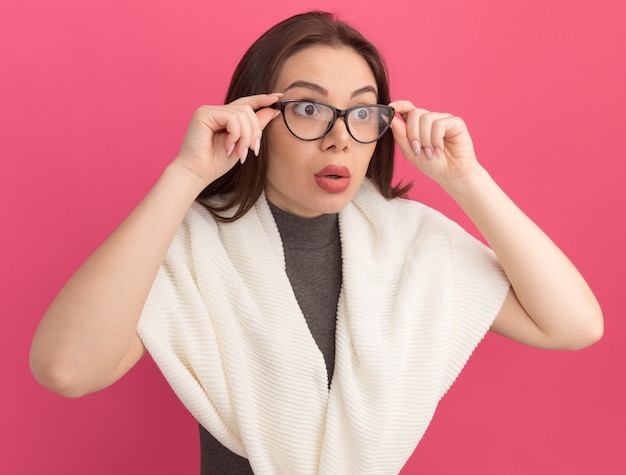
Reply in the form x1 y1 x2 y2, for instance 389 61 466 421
356 108 370 120
293 101 322 117
350 106 375 123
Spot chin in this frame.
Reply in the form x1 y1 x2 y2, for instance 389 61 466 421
314 192 355 215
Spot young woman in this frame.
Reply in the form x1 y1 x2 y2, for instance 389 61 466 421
30 11 603 474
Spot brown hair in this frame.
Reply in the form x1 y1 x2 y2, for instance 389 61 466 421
198 11 411 221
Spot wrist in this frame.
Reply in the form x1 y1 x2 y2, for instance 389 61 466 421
164 158 212 198
440 165 492 203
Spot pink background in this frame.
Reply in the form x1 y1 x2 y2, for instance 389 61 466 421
2 0 625 473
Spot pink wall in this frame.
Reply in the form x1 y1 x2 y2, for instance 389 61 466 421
2 0 625 473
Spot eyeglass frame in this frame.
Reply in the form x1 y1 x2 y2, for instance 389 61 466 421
270 99 395 144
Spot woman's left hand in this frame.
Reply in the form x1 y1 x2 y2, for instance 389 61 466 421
389 102 603 351
388 100 481 187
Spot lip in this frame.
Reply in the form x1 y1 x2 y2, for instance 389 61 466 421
314 165 351 193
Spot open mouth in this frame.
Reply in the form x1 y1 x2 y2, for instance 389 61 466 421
315 165 350 179
314 165 351 193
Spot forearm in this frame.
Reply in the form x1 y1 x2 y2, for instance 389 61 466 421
443 166 603 349
30 161 207 394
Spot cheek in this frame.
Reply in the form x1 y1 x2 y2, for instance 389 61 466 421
264 114 292 146
264 120 295 163
264 129 301 186
358 145 377 172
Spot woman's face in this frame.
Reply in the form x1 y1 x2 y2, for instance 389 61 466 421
264 45 379 218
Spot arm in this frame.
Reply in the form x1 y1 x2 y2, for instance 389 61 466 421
389 101 603 350
29 94 282 397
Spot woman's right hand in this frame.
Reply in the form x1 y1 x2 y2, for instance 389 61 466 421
174 93 282 185
29 95 282 397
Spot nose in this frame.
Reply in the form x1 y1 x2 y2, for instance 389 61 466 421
321 116 351 151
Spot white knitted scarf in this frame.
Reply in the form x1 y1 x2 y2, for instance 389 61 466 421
137 179 509 474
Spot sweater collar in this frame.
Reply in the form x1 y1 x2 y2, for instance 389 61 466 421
267 199 339 250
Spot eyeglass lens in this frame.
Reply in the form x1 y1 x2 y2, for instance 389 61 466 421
281 101 393 143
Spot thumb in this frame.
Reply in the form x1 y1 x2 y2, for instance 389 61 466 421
389 115 418 160
256 106 281 130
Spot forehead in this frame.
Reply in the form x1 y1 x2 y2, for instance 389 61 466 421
274 45 377 97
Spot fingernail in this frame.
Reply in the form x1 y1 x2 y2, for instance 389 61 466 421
226 143 235 157
435 147 443 159
240 148 248 165
253 138 261 156
424 147 433 160
411 139 421 155
388 101 397 108
269 92 284 97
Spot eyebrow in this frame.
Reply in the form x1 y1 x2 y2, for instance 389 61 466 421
283 80 378 99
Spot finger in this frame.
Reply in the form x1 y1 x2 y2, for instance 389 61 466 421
228 109 256 163
432 115 468 142
221 113 243 157
222 110 256 159
219 106 259 162
388 100 422 120
256 107 281 129
389 101 432 155
236 104 281 159
231 94 283 157
237 106 260 162
418 112 453 159
430 116 455 152
230 92 283 111
389 115 416 159
431 115 471 160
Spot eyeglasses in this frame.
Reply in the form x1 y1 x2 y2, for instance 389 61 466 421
271 100 394 144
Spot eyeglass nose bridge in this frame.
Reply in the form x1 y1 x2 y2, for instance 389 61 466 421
324 107 351 138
